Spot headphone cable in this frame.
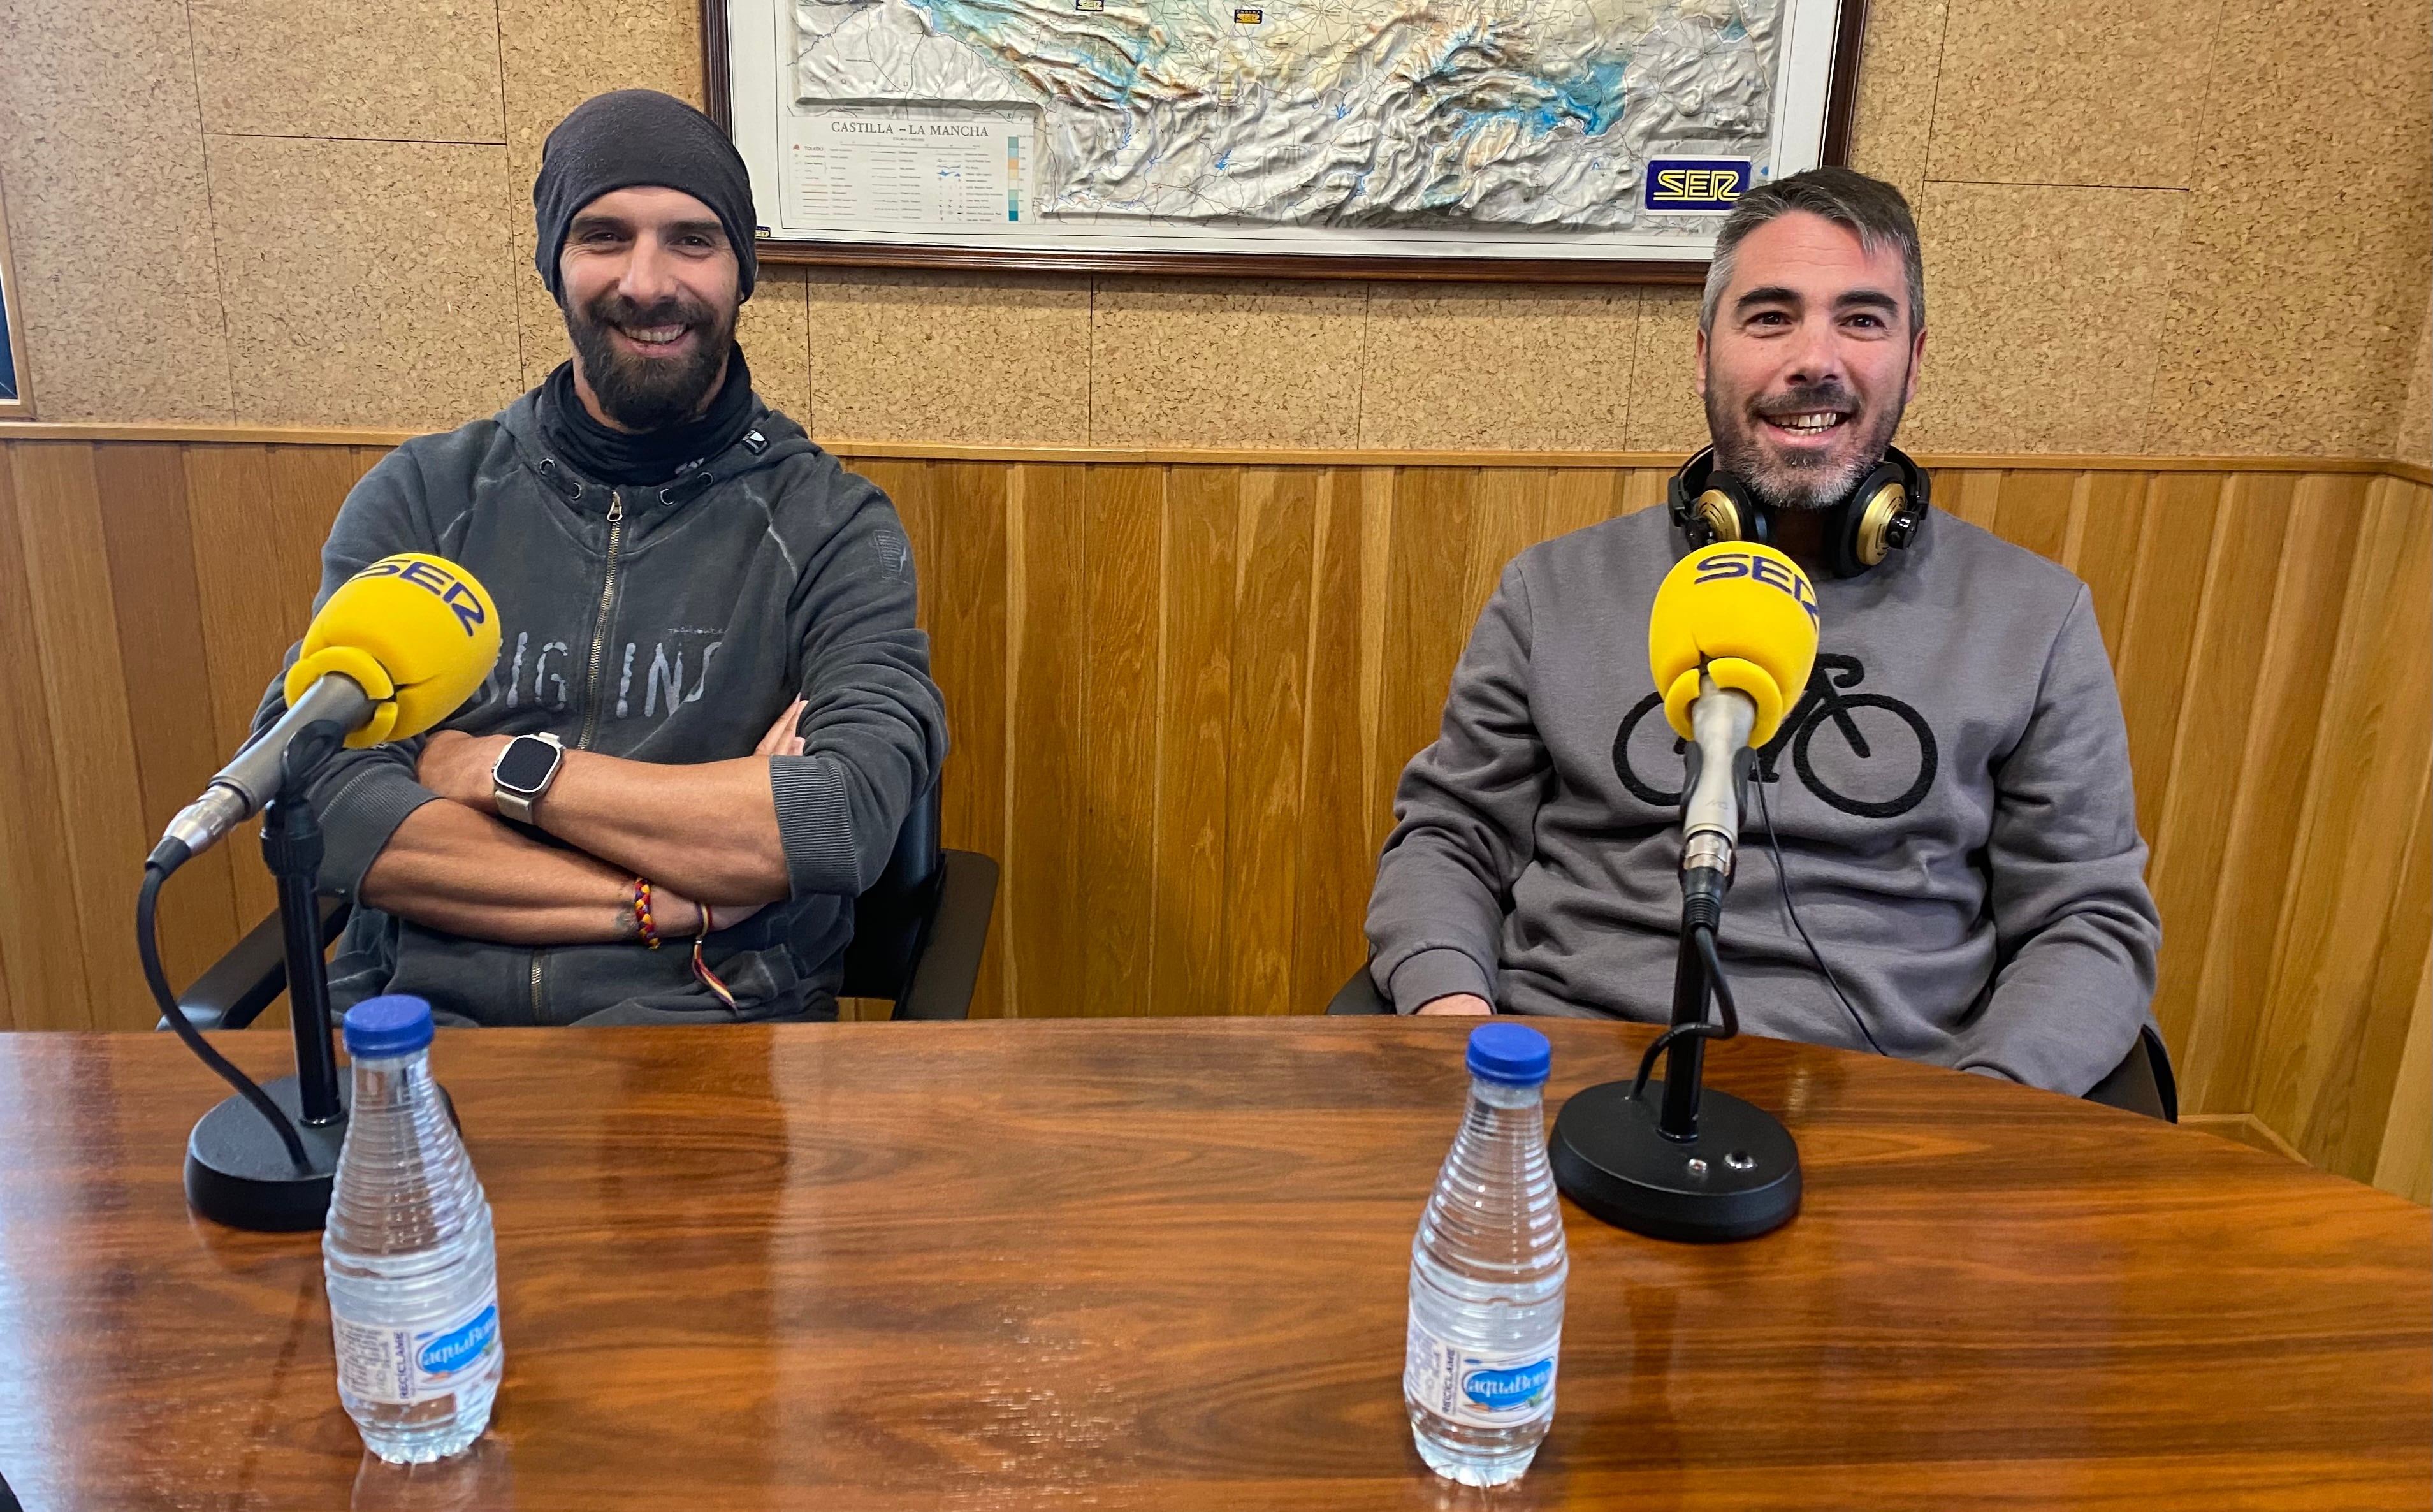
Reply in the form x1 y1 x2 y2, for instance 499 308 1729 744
1754 778 1888 1057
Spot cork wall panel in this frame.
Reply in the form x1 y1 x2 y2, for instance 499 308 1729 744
495 0 706 173
1908 183 2187 454
1625 287 1708 453
805 269 1093 445
1843 0 1945 202
189 0 507 143
2400 314 2431 465
514 229 563 391
2142 0 2433 456
0 0 232 421
0 0 2424 454
737 266 812 429
1926 0 2223 188
205 136 526 431
1089 279 1367 449
1360 284 1640 450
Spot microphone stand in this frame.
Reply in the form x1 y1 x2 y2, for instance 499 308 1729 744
1655 901 1718 1138
1550 687 1803 1244
175 727 352 1232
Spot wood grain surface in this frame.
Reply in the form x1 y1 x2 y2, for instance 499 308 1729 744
0 1019 2423 1511
0 436 2425 1206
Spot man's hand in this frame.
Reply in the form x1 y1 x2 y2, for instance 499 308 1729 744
1417 994 1494 1017
418 730 512 813
757 698 807 758
651 885 771 938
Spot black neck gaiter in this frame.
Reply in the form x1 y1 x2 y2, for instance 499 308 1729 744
539 345 757 489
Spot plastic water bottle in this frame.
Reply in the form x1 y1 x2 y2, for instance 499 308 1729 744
1405 1022 1567 1486
323 996 504 1463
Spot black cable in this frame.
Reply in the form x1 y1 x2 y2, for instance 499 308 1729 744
1695 925 1740 1039
1754 779 1887 1056
1629 922 1740 1100
1629 1022 1725 1101
140 864 310 1169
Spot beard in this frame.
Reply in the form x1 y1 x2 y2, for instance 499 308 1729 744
1703 370 1908 512
565 287 737 432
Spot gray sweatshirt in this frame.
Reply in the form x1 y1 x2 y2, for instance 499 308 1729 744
258 388 946 1026
1365 506 2160 1094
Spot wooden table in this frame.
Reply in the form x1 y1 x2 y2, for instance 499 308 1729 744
0 1019 2423 1510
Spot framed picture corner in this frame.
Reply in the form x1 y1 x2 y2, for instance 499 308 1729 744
0 172 33 420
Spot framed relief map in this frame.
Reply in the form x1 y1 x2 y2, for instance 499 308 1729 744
706 0 1863 279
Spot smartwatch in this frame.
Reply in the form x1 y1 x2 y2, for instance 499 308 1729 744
491 732 566 824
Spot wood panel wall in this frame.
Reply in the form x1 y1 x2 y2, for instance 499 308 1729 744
1 430 2425 1201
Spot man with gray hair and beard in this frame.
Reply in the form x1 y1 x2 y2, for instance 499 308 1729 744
1360 166 2165 1106
251 89 946 1026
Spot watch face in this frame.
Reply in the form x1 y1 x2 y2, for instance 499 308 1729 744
495 736 561 792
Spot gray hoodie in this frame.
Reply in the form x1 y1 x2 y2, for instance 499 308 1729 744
258 388 946 1026
1365 505 2160 1094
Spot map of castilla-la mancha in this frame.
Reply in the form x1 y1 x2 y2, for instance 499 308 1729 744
790 0 1781 228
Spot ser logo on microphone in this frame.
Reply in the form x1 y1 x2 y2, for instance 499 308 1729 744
358 556 491 637
1692 549 1820 630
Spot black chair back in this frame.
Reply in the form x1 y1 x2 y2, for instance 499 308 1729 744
839 781 944 1001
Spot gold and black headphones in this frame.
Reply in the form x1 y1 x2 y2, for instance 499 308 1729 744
1667 444 1932 580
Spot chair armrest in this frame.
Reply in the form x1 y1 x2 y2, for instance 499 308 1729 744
2142 1024 2179 1124
1325 963 1393 1015
161 896 351 1032
890 850 998 1021
2082 1024 2177 1124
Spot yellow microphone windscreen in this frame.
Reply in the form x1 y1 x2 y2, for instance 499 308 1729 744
1648 542 1820 748
284 555 502 747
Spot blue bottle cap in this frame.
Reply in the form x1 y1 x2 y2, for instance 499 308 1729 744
344 995 435 1059
1466 1022 1551 1086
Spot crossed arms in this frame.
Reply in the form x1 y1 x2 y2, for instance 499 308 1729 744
358 700 810 947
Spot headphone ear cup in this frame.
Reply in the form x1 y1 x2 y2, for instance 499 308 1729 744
1671 449 1759 549
1884 447 1931 552
1840 462 1913 575
1667 467 1708 543
1892 446 1931 517
1693 485 1750 547
1693 471 1761 548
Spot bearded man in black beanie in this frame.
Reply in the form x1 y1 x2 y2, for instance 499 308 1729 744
530 89 764 461
242 89 947 1026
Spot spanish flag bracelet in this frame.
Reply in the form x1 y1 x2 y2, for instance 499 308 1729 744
634 874 740 1011
632 876 662 949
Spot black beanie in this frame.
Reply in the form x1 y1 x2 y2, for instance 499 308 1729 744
532 89 759 303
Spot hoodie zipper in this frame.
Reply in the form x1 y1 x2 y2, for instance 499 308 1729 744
577 490 628 752
531 486 632 1022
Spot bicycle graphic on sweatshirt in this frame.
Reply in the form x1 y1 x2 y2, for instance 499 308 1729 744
1611 653 1940 820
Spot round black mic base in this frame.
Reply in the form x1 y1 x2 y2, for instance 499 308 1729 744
185 1075 348 1232
1550 1079 1801 1243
